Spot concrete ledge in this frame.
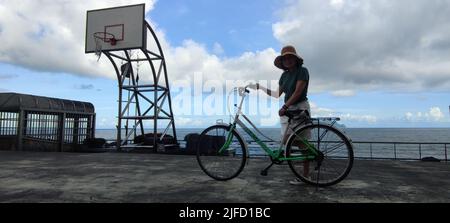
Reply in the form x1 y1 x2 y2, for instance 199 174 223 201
0 151 449 203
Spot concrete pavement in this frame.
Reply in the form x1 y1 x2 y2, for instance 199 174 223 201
0 151 449 203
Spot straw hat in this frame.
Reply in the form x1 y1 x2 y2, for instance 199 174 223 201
274 45 304 70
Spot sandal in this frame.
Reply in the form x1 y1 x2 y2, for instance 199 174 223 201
289 178 302 185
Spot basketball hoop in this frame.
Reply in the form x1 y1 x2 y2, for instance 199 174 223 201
93 32 117 61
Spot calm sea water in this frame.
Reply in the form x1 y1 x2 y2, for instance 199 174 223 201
96 128 450 142
95 128 450 159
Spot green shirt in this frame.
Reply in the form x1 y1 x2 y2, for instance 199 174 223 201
278 66 309 104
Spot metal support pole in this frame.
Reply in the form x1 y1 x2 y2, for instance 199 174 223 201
73 116 79 145
117 82 123 150
154 78 158 149
419 144 422 160
91 114 96 139
58 113 66 152
445 144 448 162
17 110 25 151
394 143 397 160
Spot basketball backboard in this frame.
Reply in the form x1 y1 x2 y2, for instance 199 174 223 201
85 4 146 53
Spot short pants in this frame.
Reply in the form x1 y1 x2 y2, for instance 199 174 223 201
280 100 311 142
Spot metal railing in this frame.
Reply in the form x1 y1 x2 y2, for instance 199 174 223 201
351 141 449 161
103 138 449 162
179 139 449 162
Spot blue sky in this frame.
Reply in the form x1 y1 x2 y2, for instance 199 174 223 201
148 0 282 56
1 0 450 129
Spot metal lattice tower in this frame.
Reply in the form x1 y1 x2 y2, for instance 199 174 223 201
85 4 178 151
102 22 178 151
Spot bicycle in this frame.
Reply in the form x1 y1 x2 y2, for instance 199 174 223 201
196 84 354 187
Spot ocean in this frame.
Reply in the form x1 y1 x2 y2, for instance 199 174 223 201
95 128 450 143
95 128 450 160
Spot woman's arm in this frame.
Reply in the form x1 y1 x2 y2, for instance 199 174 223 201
283 80 306 107
256 83 282 98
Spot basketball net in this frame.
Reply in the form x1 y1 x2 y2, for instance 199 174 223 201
94 35 103 61
93 32 116 62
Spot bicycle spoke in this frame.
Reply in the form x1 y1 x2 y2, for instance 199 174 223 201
287 124 353 186
318 127 329 143
197 125 246 181
320 159 344 173
322 142 345 156
320 130 332 152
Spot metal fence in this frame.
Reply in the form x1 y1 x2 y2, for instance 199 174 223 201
0 112 18 135
63 114 92 144
101 137 450 162
24 112 59 142
351 141 449 161
176 139 449 162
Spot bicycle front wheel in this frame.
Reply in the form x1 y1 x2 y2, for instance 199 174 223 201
196 125 247 181
286 123 354 187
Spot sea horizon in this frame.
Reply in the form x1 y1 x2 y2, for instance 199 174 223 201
95 127 450 130
95 127 450 159
95 127 450 142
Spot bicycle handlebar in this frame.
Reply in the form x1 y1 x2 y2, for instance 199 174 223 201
237 83 256 96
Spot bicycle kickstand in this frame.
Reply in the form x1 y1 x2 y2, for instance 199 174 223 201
260 162 275 176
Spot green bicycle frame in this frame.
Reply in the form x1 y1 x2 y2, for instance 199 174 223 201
217 86 319 161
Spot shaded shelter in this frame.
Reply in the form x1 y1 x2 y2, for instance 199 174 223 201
0 93 95 152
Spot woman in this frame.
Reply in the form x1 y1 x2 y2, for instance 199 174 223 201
255 45 311 185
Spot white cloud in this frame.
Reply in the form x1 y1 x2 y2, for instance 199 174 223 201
273 20 302 42
331 90 356 97
0 1 280 87
404 107 445 122
162 40 279 83
341 113 377 123
330 0 345 10
429 107 444 121
272 0 450 92
176 117 204 127
212 42 224 55
310 102 334 116
405 112 413 121
2 0 450 96
0 0 156 79
309 102 377 123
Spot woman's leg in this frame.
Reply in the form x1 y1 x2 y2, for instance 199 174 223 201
291 137 310 177
289 101 311 177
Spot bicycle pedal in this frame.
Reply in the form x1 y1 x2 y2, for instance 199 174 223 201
260 170 268 176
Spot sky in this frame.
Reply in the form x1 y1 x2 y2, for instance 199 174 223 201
1 0 450 129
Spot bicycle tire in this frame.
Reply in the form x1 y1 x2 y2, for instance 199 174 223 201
196 125 247 181
286 123 354 187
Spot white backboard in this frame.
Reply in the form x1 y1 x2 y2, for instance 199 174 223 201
85 4 146 53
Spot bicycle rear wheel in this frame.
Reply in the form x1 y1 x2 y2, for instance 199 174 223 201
286 123 354 187
196 125 247 181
